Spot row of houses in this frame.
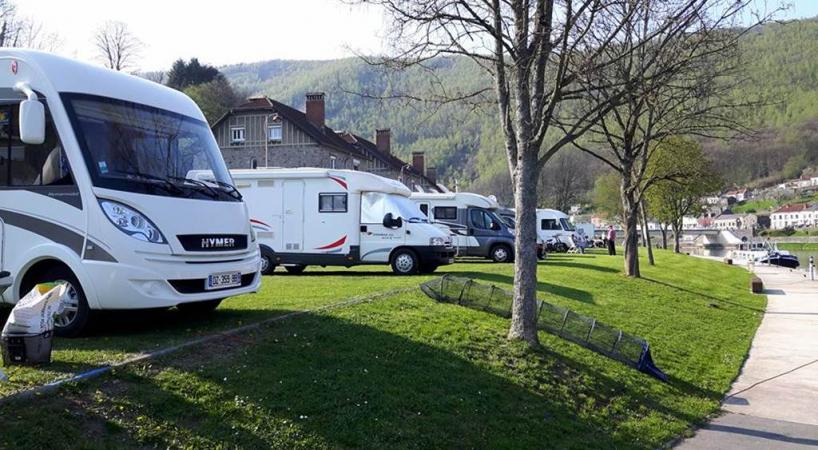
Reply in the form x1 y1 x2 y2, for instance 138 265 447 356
210 93 443 192
769 203 818 230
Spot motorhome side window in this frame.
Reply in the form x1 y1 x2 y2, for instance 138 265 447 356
433 206 457 220
419 204 429 216
470 209 493 229
0 103 73 187
319 193 347 212
541 219 560 230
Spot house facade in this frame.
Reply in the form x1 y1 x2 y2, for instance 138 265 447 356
770 204 818 229
712 213 758 231
211 93 440 192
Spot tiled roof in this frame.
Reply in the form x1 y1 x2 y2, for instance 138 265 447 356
212 97 369 160
339 132 440 190
772 204 810 214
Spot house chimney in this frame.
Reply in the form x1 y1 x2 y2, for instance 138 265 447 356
412 152 425 175
426 166 437 184
375 129 391 154
305 92 325 128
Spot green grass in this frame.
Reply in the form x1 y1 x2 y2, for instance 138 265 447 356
777 242 818 251
0 251 765 449
731 198 779 213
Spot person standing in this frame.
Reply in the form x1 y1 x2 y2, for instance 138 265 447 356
606 225 617 256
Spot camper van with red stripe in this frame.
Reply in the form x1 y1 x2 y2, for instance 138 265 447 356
199 168 455 275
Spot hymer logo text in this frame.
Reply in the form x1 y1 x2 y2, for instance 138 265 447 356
201 237 236 249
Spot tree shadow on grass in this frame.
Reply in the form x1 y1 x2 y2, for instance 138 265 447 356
642 277 764 313
0 300 730 450
459 271 595 304
541 260 618 273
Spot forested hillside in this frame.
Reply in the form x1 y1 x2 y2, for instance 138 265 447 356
222 17 818 200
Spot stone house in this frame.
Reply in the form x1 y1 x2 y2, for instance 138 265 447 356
712 213 758 231
211 93 441 192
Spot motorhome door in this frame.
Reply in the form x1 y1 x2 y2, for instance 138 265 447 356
282 180 304 252
360 192 405 263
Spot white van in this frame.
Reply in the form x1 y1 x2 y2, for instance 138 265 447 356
221 168 455 275
411 192 516 262
0 50 261 336
536 209 575 248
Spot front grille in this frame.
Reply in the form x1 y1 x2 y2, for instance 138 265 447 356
177 234 248 252
168 273 256 294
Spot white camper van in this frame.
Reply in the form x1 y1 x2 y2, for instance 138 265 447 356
222 168 455 275
536 209 576 249
0 50 261 336
411 192 516 262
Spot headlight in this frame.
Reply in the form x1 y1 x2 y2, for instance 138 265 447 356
429 237 446 246
99 199 167 244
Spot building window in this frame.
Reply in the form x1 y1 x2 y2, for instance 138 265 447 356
330 155 337 169
319 193 347 213
353 159 360 171
433 206 457 221
231 127 245 144
267 123 282 142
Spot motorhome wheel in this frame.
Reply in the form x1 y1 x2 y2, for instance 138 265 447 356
285 265 306 275
490 245 512 263
260 247 277 275
22 266 91 338
391 249 419 275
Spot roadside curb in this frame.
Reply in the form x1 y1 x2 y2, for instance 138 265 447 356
0 286 416 405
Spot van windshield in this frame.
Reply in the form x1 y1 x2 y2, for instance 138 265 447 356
361 192 428 224
560 218 576 231
62 93 238 201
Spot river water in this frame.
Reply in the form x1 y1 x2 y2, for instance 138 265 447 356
690 248 817 267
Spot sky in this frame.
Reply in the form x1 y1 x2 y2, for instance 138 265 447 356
15 0 818 72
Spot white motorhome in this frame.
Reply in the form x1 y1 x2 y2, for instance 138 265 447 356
0 50 261 336
219 168 455 275
411 192 516 262
536 209 576 249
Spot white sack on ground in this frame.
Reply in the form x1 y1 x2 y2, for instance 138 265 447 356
2 284 67 335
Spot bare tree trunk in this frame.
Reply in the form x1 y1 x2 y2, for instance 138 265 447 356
508 149 540 345
672 221 683 253
621 171 641 277
641 200 655 265
660 224 668 249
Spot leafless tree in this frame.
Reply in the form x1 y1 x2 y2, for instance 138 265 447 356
0 0 61 50
94 21 142 71
354 0 766 345
570 1 780 277
538 149 595 212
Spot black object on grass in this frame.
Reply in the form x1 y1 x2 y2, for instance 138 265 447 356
420 275 668 382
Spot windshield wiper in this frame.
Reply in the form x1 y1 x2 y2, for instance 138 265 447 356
167 176 220 199
109 170 186 196
210 180 243 200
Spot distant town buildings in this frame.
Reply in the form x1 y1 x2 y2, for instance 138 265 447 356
712 213 759 231
211 93 441 192
770 203 818 230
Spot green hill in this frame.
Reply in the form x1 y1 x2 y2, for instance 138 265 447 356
221 17 818 196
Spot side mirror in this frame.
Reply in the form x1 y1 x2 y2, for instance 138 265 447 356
490 221 501 231
383 213 403 229
19 99 46 145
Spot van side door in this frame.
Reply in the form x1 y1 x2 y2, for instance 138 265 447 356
468 208 497 257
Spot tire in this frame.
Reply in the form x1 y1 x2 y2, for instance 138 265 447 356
21 265 90 338
260 246 277 275
177 299 222 314
419 263 438 274
490 244 513 263
285 265 306 275
391 249 419 275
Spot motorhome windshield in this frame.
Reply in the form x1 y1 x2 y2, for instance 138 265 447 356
361 192 428 224
560 218 575 231
63 93 238 201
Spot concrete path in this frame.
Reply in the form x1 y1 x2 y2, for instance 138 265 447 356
678 264 818 449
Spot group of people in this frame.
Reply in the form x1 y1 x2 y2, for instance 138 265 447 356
569 225 617 256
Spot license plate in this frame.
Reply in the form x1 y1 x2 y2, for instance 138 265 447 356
206 271 242 290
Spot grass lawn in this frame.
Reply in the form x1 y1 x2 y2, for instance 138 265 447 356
777 242 818 251
0 250 765 449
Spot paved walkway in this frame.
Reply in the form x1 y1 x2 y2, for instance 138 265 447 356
678 264 818 449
